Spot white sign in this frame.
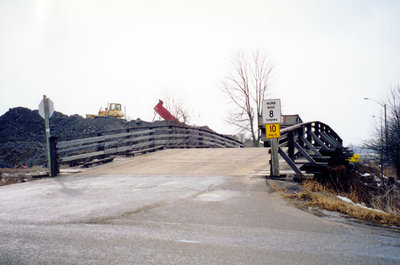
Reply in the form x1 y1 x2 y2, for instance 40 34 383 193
38 98 54 119
262 99 281 124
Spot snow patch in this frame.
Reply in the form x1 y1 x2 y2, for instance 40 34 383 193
374 176 381 182
336 196 353 204
336 196 384 213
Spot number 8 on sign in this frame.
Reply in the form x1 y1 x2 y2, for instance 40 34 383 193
266 123 280 138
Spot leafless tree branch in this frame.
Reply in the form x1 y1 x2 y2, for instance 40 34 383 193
222 51 273 146
365 85 400 178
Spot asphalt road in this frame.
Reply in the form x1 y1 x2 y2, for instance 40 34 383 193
0 148 399 264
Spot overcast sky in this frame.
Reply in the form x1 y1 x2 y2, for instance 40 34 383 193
1 0 399 145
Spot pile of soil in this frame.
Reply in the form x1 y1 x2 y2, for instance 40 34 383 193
0 107 180 168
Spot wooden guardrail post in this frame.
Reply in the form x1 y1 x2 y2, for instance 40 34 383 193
49 136 59 176
306 123 312 144
287 131 295 161
270 138 280 177
199 131 203 148
96 132 104 155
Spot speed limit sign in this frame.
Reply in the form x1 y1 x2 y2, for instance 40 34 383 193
266 123 280 138
262 99 281 124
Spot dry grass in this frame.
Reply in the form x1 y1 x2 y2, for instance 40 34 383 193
370 188 400 215
302 180 326 192
306 191 400 226
269 179 400 226
0 167 46 186
0 167 44 174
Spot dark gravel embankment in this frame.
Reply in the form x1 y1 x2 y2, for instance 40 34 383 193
0 107 149 168
0 107 221 168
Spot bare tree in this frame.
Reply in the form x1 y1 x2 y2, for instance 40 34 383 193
365 85 400 178
386 86 400 178
222 51 273 147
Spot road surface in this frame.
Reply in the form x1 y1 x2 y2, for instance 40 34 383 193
0 148 399 264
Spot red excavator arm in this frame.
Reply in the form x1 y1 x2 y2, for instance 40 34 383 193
154 100 178 121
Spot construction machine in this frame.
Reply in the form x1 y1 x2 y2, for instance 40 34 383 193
154 100 178 122
86 103 125 119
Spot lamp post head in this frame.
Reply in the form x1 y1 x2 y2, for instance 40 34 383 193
364 97 385 107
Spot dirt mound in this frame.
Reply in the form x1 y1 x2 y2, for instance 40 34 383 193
0 107 154 168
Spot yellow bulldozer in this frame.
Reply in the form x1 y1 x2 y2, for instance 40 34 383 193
86 103 125 119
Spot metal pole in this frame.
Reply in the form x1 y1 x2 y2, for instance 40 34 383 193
364 98 387 176
380 117 384 178
43 95 53 177
384 103 388 169
384 104 387 142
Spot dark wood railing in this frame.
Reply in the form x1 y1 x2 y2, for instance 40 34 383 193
262 121 353 178
56 124 243 166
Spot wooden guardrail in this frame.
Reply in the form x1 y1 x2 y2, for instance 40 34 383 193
261 121 353 178
56 124 243 166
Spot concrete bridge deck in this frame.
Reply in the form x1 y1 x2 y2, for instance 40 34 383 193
0 148 399 264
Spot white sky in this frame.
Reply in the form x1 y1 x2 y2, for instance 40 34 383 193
1 0 399 145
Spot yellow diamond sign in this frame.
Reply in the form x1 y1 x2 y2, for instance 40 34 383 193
266 123 280 139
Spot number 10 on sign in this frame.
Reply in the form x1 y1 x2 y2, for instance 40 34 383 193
266 123 280 138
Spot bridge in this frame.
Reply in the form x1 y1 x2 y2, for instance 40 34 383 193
0 121 399 264
55 120 353 180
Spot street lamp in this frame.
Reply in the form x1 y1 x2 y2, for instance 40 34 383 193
372 115 384 178
364 97 387 145
364 97 387 177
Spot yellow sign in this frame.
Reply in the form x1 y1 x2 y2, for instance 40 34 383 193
348 154 360 163
266 123 280 138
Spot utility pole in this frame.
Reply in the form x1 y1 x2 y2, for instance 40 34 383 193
383 103 388 156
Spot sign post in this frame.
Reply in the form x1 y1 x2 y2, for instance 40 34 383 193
262 99 281 177
39 95 55 177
